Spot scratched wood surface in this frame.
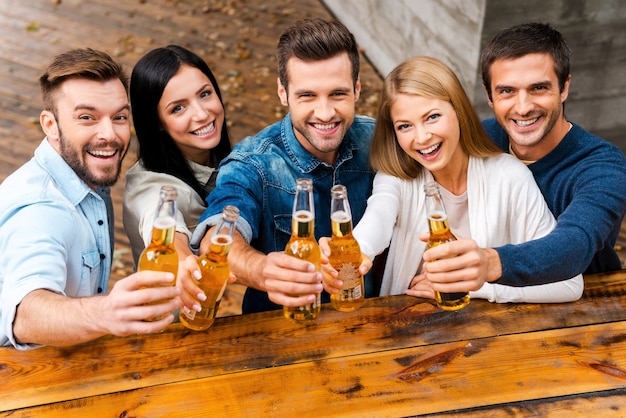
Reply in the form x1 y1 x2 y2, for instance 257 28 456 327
1 270 625 416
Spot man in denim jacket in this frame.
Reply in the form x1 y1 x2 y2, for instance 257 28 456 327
192 18 375 314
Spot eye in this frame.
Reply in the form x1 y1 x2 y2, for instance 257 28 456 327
426 113 440 122
200 90 213 99
78 114 94 121
395 123 410 132
114 114 128 122
171 104 184 114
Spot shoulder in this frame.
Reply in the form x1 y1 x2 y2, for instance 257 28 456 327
481 118 508 152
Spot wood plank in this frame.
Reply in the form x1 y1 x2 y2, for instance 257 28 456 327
1 271 625 412
429 388 626 417
3 321 626 417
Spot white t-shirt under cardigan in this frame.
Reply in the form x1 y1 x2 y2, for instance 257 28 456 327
353 153 583 303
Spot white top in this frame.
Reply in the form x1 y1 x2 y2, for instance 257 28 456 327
123 160 217 267
353 153 583 303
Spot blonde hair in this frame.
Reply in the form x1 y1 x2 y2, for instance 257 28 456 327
370 56 500 179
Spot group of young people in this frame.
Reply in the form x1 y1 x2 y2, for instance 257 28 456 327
0 17 624 349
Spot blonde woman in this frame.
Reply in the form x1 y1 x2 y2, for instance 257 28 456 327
322 56 582 303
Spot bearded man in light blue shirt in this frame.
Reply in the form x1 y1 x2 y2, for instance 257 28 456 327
0 49 187 349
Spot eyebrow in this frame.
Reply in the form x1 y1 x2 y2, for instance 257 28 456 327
74 103 130 113
164 83 213 109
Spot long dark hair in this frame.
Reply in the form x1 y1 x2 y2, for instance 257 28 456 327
130 45 231 199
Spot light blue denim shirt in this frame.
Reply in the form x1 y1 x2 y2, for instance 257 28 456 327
191 114 375 313
0 139 112 349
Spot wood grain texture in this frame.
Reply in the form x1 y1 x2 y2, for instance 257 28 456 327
1 271 625 416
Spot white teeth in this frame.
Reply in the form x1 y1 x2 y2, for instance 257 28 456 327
419 143 440 154
89 150 116 157
193 122 214 136
313 123 336 131
515 118 538 127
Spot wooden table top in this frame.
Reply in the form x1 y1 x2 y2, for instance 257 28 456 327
1 270 625 417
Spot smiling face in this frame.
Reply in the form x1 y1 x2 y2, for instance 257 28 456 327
391 93 467 184
277 52 360 165
156 65 225 165
41 77 130 189
487 52 571 160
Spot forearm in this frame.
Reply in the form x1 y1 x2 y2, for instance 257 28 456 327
174 232 193 259
13 289 107 346
227 233 268 291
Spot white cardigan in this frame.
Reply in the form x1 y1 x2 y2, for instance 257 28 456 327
353 154 583 303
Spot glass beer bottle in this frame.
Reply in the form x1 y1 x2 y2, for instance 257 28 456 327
424 182 470 311
328 185 364 312
138 185 179 321
180 205 239 331
283 178 321 322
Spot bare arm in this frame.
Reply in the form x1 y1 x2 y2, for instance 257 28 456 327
12 271 180 347
199 228 322 307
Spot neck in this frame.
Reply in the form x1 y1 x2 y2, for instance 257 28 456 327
431 153 469 196
510 119 571 161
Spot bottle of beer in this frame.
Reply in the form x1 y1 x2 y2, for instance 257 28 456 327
138 185 179 321
424 182 470 311
328 184 364 312
180 205 239 331
283 178 321 322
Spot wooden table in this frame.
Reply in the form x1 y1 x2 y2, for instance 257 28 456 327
1 271 625 417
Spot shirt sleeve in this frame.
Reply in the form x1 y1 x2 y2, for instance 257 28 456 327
191 154 260 250
353 172 402 260
0 202 75 349
495 145 626 284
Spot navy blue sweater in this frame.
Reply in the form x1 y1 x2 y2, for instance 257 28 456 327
484 118 626 286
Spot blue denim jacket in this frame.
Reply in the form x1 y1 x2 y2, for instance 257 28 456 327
191 114 375 313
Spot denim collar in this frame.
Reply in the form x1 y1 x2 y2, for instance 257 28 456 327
279 114 359 173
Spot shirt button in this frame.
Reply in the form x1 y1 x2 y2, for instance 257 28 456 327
97 287 103 293
100 254 106 260
98 220 104 225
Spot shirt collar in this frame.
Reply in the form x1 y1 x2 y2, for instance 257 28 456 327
35 138 102 205
279 114 358 173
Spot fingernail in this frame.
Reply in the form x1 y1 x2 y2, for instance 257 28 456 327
182 306 191 315
197 292 207 301
193 304 202 312
315 284 323 292
193 270 202 280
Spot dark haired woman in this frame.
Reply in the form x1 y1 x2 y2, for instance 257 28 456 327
123 45 231 315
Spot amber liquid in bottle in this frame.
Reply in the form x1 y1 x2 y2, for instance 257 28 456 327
179 235 231 330
425 210 470 311
284 210 321 322
138 216 178 321
328 184 364 312
180 205 239 331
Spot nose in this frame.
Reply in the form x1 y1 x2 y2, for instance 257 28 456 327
415 126 432 145
314 97 336 122
514 90 534 116
98 119 116 140
190 99 210 120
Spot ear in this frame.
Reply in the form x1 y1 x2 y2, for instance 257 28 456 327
483 84 494 109
561 74 571 103
277 76 288 106
354 76 361 102
40 110 60 140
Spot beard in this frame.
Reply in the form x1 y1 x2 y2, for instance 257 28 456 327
57 125 127 188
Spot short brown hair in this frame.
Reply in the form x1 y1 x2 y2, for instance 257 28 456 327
276 18 360 93
371 56 500 179
481 22 571 102
39 48 128 113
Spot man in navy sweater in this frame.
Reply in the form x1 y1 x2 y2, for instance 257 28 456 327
422 23 626 294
